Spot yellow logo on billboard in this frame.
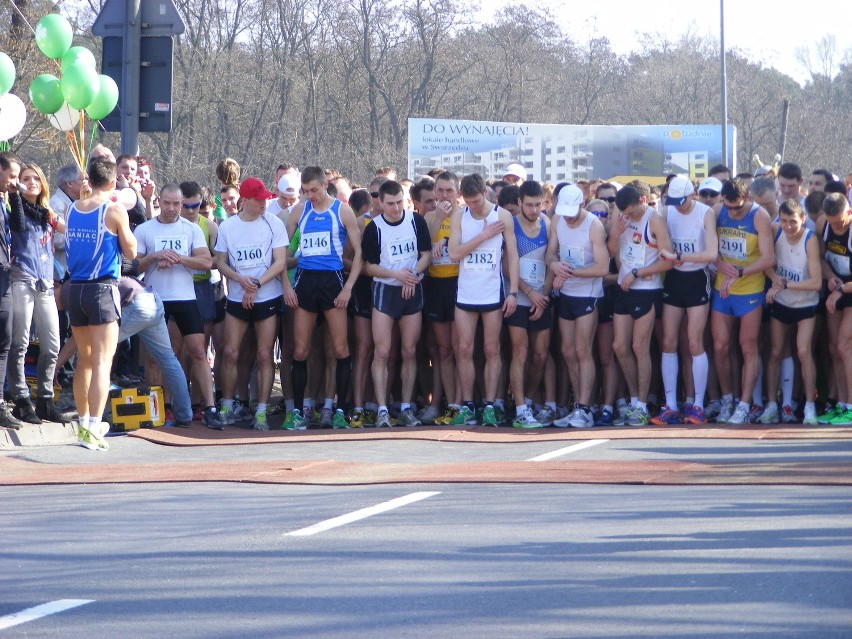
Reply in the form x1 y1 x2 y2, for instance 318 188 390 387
669 129 682 140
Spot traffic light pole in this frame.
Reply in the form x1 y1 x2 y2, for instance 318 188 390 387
121 0 141 155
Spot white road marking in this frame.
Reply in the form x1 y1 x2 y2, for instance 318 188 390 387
527 439 609 461
286 491 441 537
0 599 94 631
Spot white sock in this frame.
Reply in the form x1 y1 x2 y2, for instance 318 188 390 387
602 404 613 414
256 403 267 413
722 393 733 403
323 397 333 410
636 401 647 412
545 401 557 411
284 399 295 413
692 352 708 410
738 400 750 412
304 399 315 410
630 396 639 407
780 357 794 407
661 352 679 409
516 404 526 417
222 398 234 409
494 398 505 410
378 405 388 414
401 402 411 412
753 360 764 406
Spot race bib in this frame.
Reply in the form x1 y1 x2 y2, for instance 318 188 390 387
301 231 331 257
621 242 645 268
389 239 417 264
465 247 498 271
520 257 544 287
559 243 584 268
719 235 747 262
234 244 264 268
776 263 803 283
826 251 851 277
156 235 189 256
433 243 453 266
671 237 698 255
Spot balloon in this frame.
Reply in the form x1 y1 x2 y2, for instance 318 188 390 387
0 93 26 140
34 14 73 60
0 52 15 97
117 187 137 210
60 63 99 110
47 101 80 132
29 74 64 114
60 46 96 73
85 75 119 121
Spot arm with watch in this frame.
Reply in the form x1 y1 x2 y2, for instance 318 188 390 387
499 208 520 317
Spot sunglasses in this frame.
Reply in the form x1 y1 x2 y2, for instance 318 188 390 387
601 196 617 203
699 190 719 198
725 201 747 211
589 209 608 218
370 192 380 198
182 201 202 209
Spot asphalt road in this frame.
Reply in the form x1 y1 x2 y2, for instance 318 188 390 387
1 436 851 637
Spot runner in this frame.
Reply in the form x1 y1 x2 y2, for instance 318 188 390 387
362 180 432 427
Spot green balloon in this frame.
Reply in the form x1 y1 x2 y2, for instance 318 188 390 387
0 53 15 96
34 14 73 60
29 74 64 114
60 47 96 73
60 63 99 110
85 75 119 121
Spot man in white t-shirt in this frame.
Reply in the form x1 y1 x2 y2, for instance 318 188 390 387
215 177 290 431
134 183 222 429
266 172 301 222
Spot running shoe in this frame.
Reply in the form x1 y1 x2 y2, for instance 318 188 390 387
77 423 108 451
349 408 367 428
252 410 268 431
481 405 499 427
203 406 226 430
757 405 779 424
747 404 764 423
233 399 253 424
568 406 595 428
282 409 307 431
727 404 751 425
320 406 334 428
332 409 350 429
650 406 682 426
512 408 543 429
375 409 392 428
828 407 852 426
803 405 818 425
715 398 735 423
417 405 440 425
164 407 176 428
553 407 576 428
818 404 843 424
704 399 722 421
397 408 422 427
682 405 708 425
436 407 459 425
780 405 798 424
217 403 236 426
449 406 477 426
596 407 614 426
627 407 649 427
533 406 556 426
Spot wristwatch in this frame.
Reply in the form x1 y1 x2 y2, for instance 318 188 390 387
509 291 518 298
250 277 261 288
736 266 744 278
631 268 639 278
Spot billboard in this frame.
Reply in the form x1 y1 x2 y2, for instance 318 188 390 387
408 118 737 184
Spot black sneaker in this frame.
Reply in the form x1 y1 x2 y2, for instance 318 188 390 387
202 406 225 430
35 397 76 423
13 397 42 425
0 403 23 430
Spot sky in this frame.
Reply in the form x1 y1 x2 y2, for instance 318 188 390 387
477 0 852 85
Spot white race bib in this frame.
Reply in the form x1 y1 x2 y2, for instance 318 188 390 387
234 244 264 268
559 243 584 268
301 231 331 257
389 239 417 264
621 242 646 268
777 263 803 283
464 247 498 271
826 251 851 277
520 257 545 287
719 234 747 262
433 243 453 265
156 235 189 256
671 237 698 255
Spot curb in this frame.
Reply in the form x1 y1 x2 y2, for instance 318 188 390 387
0 422 79 449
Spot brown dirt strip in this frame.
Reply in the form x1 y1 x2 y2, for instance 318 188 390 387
1 456 850 487
126 422 852 446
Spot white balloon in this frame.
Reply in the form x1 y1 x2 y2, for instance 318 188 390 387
0 93 27 140
117 187 137 210
47 101 80 132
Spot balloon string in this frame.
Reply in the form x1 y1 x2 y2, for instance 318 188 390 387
87 121 99 160
4 0 37 37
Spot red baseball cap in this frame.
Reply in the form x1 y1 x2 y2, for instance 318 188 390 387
239 177 276 201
